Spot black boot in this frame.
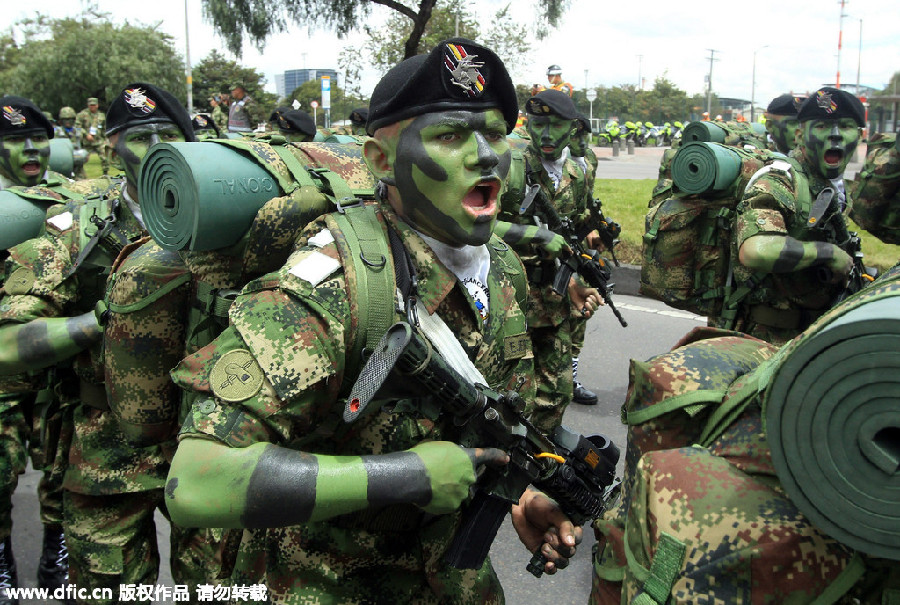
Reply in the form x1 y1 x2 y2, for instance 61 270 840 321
0 537 18 605
37 525 68 592
573 381 599 405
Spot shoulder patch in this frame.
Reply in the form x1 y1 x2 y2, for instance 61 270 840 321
210 349 265 403
46 211 74 232
4 267 35 295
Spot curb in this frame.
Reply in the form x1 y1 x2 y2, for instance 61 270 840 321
611 263 641 297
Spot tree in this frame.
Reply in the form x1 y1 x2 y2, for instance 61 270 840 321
0 11 185 115
192 49 277 115
286 78 368 128
202 0 569 61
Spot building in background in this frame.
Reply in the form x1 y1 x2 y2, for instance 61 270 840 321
276 69 339 99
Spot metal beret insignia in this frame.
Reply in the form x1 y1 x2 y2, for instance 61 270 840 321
2 106 26 128
443 42 486 98
815 90 837 114
124 87 158 115
210 349 264 402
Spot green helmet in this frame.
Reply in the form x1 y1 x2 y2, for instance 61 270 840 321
59 106 76 119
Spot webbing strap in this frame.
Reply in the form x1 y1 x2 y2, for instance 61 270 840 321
625 390 727 426
272 146 319 191
637 532 687 605
312 167 357 200
808 552 866 605
106 273 191 314
330 205 395 382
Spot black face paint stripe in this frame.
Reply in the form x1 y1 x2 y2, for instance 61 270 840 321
772 238 808 273
364 451 431 507
243 445 318 528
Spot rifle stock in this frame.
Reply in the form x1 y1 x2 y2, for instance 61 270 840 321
346 322 621 577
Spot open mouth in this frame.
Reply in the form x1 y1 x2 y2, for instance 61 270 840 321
22 160 42 176
463 180 500 218
824 149 844 166
541 145 556 154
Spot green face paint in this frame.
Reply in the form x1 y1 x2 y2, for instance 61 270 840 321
0 133 50 186
569 128 588 157
802 118 860 179
114 122 185 184
386 109 511 247
526 114 575 161
765 114 800 154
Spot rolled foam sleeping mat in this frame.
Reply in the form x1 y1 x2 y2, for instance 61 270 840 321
766 281 900 560
670 142 743 195
682 121 727 144
0 191 57 249
139 142 284 251
48 138 74 176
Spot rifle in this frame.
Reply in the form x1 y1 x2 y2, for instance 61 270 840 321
809 186 876 302
345 322 621 577
521 184 628 327
587 197 622 267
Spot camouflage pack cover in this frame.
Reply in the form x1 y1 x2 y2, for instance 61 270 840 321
104 142 376 446
849 133 900 245
639 148 793 317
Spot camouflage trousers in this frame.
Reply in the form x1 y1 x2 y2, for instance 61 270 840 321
525 322 574 434
0 394 64 540
63 489 225 605
571 312 587 359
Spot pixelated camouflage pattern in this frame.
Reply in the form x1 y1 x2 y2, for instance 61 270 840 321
849 133 900 245
649 147 678 206
173 199 532 603
75 107 109 172
498 146 592 432
640 147 779 317
211 105 227 133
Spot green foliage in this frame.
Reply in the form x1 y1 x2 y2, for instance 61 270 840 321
0 12 185 115
285 78 367 128
192 49 276 114
583 77 693 124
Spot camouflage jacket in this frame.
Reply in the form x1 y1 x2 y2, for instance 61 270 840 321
498 147 592 327
211 105 228 133
849 133 900 245
75 109 106 144
173 199 533 603
727 147 853 341
0 183 169 494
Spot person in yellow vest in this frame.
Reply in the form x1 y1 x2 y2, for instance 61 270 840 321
546 65 574 97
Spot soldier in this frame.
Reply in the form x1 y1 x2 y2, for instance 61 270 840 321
191 113 221 140
227 82 264 133
710 87 867 345
496 89 603 430
267 107 316 142
764 93 807 154
165 37 581 603
0 83 215 605
849 132 900 246
75 97 108 175
0 97 54 190
348 106 368 136
209 94 228 133
545 65 574 97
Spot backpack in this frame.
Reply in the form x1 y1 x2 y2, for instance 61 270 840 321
639 143 800 321
849 132 900 245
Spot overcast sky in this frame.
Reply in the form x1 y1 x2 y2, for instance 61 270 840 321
3 0 898 113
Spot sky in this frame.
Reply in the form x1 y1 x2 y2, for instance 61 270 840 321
3 0 898 115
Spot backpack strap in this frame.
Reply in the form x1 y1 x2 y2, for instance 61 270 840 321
625 531 687 605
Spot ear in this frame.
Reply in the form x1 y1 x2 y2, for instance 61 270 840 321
362 137 393 181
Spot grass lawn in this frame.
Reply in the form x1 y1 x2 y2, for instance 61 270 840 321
596 178 900 272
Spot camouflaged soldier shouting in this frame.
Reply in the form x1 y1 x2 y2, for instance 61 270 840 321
0 83 222 605
713 87 868 345
166 38 581 604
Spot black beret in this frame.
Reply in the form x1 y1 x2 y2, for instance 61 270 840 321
797 87 866 127
106 83 195 141
766 94 807 117
366 37 517 135
269 108 316 137
349 107 369 126
574 113 591 132
192 113 220 136
525 89 578 120
0 96 54 139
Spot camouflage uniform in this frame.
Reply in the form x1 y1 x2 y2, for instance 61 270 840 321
0 184 212 603
709 145 854 345
849 132 900 245
210 105 227 134
499 146 591 431
171 199 533 603
227 94 264 133
75 106 108 175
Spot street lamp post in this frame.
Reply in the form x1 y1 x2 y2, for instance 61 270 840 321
751 45 769 123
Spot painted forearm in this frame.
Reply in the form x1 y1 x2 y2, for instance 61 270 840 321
739 234 841 273
166 437 477 529
0 311 102 375
495 220 566 257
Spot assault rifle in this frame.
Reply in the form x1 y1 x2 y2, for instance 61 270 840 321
345 322 621 577
809 186 876 303
521 184 628 327
587 197 622 267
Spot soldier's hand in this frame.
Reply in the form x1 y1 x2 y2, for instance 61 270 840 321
584 229 607 253
567 277 603 317
511 488 581 575
407 441 508 515
534 228 570 259
825 247 853 283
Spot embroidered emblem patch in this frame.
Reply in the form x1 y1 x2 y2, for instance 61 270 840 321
210 349 264 402
503 332 531 360
443 43 485 98
4 268 35 295
462 277 489 325
124 87 157 115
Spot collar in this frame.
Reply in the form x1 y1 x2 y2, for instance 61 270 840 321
121 182 145 230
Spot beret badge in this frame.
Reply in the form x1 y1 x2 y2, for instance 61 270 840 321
815 90 837 114
443 42 486 98
2 106 26 128
124 87 158 115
